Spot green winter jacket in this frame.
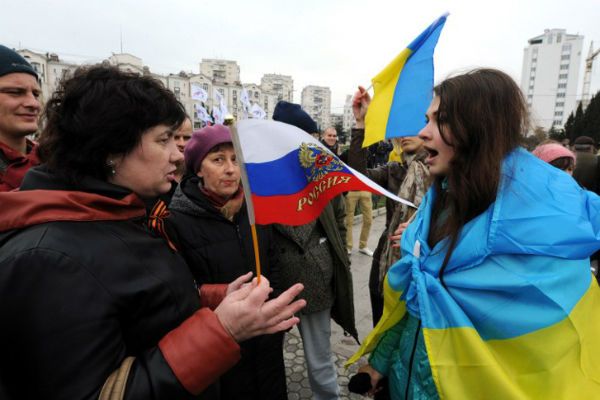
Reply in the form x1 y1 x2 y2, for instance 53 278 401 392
369 314 438 400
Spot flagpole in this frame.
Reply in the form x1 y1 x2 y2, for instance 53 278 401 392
229 123 262 283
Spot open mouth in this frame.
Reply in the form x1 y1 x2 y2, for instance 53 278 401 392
424 146 438 164
424 146 438 159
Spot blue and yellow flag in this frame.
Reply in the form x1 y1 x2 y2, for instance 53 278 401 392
364 13 448 147
348 148 600 398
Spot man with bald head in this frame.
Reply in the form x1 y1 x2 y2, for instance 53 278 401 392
0 45 41 191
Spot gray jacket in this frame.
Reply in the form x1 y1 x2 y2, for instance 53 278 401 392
273 196 358 341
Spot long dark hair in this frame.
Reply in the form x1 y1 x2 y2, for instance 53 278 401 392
428 69 529 253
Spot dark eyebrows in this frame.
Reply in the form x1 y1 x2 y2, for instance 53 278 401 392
0 86 26 93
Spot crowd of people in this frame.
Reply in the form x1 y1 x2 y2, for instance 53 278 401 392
1 43 600 400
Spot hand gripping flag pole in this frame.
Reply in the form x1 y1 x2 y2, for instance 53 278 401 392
229 122 262 283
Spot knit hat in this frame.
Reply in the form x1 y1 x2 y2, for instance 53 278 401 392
0 45 38 79
184 124 232 173
272 101 318 134
573 136 595 146
532 143 576 165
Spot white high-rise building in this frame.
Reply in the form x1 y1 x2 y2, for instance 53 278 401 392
342 94 354 134
260 74 293 103
199 59 240 85
520 29 583 131
301 85 331 131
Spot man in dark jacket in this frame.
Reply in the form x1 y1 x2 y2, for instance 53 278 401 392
572 135 599 194
272 101 358 400
0 45 41 191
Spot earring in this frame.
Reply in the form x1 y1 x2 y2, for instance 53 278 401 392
107 160 116 176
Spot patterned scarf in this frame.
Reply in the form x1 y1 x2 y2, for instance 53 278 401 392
199 185 244 221
377 153 430 293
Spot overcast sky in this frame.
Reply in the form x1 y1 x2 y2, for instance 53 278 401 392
2 0 599 112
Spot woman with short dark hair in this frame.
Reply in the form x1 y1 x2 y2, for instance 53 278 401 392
352 69 600 399
0 65 305 400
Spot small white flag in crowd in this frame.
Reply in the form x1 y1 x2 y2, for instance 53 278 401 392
195 104 212 123
240 88 251 111
191 84 208 102
213 89 225 106
250 103 266 120
220 101 229 118
212 106 224 125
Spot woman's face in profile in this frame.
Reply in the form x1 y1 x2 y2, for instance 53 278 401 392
109 124 183 198
418 96 455 177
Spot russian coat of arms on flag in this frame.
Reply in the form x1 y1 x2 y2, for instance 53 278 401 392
299 143 344 182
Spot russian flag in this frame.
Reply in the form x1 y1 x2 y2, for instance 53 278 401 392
235 119 413 226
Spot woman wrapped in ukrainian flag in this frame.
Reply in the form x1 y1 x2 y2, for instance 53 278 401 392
349 68 600 399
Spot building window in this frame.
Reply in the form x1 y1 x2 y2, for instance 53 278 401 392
554 119 562 125
560 64 569 70
561 55 570 60
557 83 567 89
203 84 208 91
554 111 563 116
556 102 564 107
559 74 568 79
557 34 562 43
556 93 566 98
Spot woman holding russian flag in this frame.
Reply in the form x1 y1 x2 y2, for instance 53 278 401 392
167 125 288 400
350 68 600 399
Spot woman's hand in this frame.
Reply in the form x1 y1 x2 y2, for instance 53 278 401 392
226 272 253 295
390 222 409 249
358 363 384 397
352 86 371 129
215 277 305 342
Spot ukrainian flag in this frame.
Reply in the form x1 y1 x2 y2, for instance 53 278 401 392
364 13 448 147
348 148 600 398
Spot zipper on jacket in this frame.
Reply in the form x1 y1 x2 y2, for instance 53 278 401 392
405 318 422 400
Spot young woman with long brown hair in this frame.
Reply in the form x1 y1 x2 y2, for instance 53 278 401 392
351 68 600 399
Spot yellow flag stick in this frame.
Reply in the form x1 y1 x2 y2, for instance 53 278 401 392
250 224 262 284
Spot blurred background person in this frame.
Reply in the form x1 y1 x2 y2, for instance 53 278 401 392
532 141 576 175
0 44 41 191
173 116 193 179
348 89 430 326
572 135 599 194
321 126 340 155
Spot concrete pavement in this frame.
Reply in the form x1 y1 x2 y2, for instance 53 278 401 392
284 211 387 399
